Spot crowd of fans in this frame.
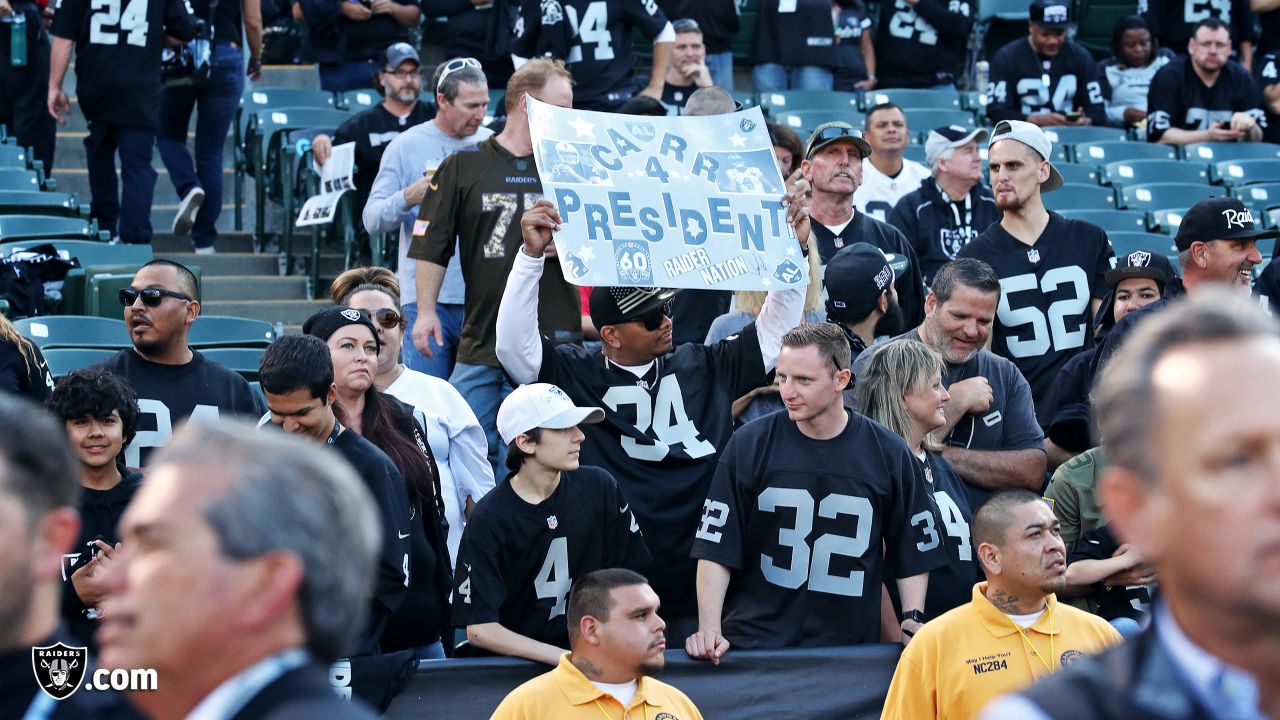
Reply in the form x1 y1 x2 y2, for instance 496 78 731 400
3 0 1280 718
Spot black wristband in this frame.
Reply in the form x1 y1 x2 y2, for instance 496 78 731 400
900 609 928 624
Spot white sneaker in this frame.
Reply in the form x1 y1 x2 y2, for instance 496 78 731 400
194 245 216 255
172 187 205 236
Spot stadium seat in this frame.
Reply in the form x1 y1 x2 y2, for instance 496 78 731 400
339 89 381 111
1118 183 1225 212
1072 140 1178 164
1107 231 1176 257
1234 184 1280 215
249 380 266 407
16 316 128 349
732 91 757 109
201 347 265 380
59 264 146 317
1074 0 1138 57
1058 209 1149 233
757 91 861 117
0 168 40 191
0 144 30 169
1102 159 1210 188
245 106 350 247
86 273 138 319
1040 126 1127 148
0 215 106 241
188 316 277 349
0 190 86 217
773 110 865 139
905 109 976 141
1257 237 1277 258
1056 163 1101 185
42 348 116 377
1182 142 1280 163
903 145 927 164
1043 183 1117 211
232 88 337 230
1149 208 1186 234
0 239 152 267
1211 159 1280 187
863 89 963 111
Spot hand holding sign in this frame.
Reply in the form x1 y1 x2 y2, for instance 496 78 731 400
521 200 562 259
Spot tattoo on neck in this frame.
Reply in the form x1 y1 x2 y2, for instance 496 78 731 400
987 587 1022 614
573 656 603 679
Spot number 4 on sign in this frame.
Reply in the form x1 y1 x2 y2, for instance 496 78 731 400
645 157 669 183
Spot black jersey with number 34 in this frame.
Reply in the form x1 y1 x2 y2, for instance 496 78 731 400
451 466 649 647
957 213 1114 410
691 411 948 648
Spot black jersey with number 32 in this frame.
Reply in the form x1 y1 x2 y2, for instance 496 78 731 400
956 213 1114 411
691 411 948 648
451 466 649 647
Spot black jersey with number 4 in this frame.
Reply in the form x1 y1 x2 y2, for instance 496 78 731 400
537 326 768 619
51 0 197 128
691 411 948 648
451 466 649 647
1147 55 1266 142
513 0 669 110
956 213 1114 415
987 38 1106 124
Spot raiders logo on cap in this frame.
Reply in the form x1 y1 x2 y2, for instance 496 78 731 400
340 308 362 321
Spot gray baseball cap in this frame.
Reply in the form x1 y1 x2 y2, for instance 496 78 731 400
988 120 1064 192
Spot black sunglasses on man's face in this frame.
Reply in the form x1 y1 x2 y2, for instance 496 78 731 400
119 287 193 308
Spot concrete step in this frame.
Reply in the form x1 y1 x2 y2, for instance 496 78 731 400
158 251 279 276
51 130 235 169
203 274 310 301
203 299 331 324
153 231 254 254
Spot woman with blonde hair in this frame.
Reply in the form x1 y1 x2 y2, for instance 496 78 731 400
858 339 979 619
0 314 53 401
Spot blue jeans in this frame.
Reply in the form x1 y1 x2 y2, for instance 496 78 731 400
319 58 380 93
449 360 512 476
1109 616 1143 639
402 302 464 380
85 121 156 244
157 42 244 249
752 63 833 92
705 51 734 91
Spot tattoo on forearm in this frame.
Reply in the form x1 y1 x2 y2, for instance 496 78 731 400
987 588 1021 614
573 656 603 679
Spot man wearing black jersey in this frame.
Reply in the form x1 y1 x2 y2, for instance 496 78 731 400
96 260 265 466
259 334 413 657
496 199 806 630
1257 50 1280 144
956 121 1113 421
1143 0 1256 69
687 323 947 661
1147 17 1266 143
875 0 975 89
803 121 928 329
659 18 712 114
452 383 649 665
512 0 675 112
48 0 197 244
987 0 1106 127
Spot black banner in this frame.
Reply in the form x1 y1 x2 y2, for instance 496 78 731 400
384 644 903 719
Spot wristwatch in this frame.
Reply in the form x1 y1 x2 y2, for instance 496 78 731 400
899 609 928 624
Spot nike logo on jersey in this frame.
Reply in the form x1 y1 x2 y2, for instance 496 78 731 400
398 531 410 539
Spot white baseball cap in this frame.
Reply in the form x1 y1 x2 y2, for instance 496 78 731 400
988 120 1064 192
497 383 605 445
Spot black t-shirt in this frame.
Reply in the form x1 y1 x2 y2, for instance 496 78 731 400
1142 0 1257 52
187 0 242 47
887 178 1002 284
1262 11 1280 54
812 213 928 330
1067 524 1152 622
988 37 1106 124
333 102 435 196
343 0 415 62
660 80 697 113
1257 52 1280 144
61 469 143 649
51 0 197 128
691 410 948 648
1147 55 1266 141
451 466 650 646
916 452 981 619
95 348 266 466
1255 254 1280 313
0 338 52 402
330 429 414 656
874 0 975 88
536 325 768 618
956 213 1114 414
512 0 669 110
752 0 835 68
833 5 872 90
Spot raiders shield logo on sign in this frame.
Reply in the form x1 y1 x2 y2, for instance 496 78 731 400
32 642 87 700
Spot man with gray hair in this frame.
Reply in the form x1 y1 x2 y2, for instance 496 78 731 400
982 289 1280 720
889 126 1001 284
96 421 380 719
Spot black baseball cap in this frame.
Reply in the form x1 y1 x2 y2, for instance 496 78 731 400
824 244 903 321
1105 250 1174 289
805 122 873 161
303 306 382 353
1029 0 1071 28
1173 196 1280 251
589 286 678 329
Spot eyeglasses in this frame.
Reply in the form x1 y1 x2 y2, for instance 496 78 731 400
384 68 422 79
119 287 194 307
372 308 404 329
630 302 673 332
437 57 481 93
671 18 700 32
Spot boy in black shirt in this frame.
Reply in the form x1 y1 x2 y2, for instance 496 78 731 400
452 383 649 664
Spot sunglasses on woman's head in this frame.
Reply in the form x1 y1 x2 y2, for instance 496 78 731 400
119 287 193 307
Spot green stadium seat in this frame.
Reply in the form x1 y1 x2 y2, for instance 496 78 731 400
0 239 151 267
757 91 861 117
246 107 350 248
905 109 976 141
338 89 381 111
0 190 86 217
1102 160 1210 188
1183 142 1280 163
0 144 30 169
1211 159 1280 187
232 88 337 230
43 348 116 377
201 347 265 380
903 145 927 164
1074 0 1138 57
0 215 106 241
1257 237 1276 257
1056 163 1101 185
1043 183 1117 211
733 0 757 63
59 264 145 316
1041 126 1127 148
87 273 137 319
1119 183 1225 212
1058 209 1149 233
863 89 963 111
1269 207 1280 229
1072 141 1178 164
1149 208 1186 234
188 316 277 349
0 168 44 191
773 110 865 139
1107 231 1176 257
1234 184 1280 215
732 91 757 109
16 316 128 349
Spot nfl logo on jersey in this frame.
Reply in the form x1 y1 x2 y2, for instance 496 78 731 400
547 515 559 529
1027 249 1040 263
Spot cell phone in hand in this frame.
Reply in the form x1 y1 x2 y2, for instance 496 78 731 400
1065 111 1082 122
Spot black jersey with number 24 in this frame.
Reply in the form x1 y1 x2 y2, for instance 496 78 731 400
691 411 948 649
451 466 650 647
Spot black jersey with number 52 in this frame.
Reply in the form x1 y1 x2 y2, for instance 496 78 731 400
956 213 1114 415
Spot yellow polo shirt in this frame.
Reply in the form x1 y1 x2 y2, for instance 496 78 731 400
881 582 1122 720
491 653 704 720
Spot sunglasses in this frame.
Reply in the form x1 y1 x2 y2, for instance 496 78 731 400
631 302 673 332
119 287 193 307
437 57 481 93
372 308 405 329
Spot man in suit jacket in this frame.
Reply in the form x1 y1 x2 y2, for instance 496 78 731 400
95 420 381 719
982 289 1280 719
